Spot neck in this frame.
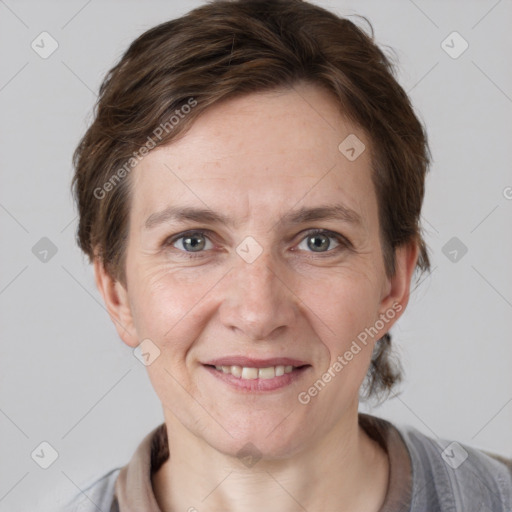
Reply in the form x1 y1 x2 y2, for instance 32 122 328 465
152 411 389 512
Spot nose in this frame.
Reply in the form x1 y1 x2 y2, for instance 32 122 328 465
218 249 298 341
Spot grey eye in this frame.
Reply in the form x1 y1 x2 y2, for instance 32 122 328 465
173 232 212 252
297 232 341 253
308 233 329 252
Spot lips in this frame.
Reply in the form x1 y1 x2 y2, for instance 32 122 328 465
203 363 310 391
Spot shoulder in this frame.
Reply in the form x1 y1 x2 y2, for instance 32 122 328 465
58 467 121 512
395 423 512 512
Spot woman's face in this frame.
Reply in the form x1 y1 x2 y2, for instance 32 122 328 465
101 82 415 458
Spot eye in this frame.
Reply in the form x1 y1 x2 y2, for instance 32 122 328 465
296 229 348 254
168 230 214 256
164 228 350 259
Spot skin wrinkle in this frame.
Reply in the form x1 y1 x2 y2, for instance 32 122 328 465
94 83 418 512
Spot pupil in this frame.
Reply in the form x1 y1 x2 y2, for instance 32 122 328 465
309 234 329 252
185 235 205 251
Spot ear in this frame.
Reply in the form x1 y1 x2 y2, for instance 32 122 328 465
93 257 139 348
377 241 419 330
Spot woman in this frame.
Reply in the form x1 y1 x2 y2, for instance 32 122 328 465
65 0 512 510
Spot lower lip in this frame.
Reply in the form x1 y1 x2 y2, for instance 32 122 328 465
203 365 310 392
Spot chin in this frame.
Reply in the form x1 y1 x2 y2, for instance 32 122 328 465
204 414 312 462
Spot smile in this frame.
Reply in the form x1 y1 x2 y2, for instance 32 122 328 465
203 361 311 392
213 364 296 379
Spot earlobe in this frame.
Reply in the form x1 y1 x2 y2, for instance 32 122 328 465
379 242 419 323
93 258 139 348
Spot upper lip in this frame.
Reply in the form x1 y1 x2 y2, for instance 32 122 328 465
203 357 310 368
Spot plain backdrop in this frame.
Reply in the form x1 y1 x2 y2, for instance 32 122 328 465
1 0 511 510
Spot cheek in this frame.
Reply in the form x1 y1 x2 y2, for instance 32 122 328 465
128 265 225 416
302 273 380 416
128 262 225 347
313 264 380 327
306 266 381 368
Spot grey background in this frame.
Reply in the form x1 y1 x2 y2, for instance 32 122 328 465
1 0 511 510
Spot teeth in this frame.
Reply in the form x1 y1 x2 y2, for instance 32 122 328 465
212 364 299 379
241 367 258 379
258 367 275 379
231 365 242 378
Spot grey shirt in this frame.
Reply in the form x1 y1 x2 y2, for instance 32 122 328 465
61 413 512 511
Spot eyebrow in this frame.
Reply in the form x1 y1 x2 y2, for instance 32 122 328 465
144 203 363 230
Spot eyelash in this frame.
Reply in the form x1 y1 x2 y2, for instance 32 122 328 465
164 229 351 259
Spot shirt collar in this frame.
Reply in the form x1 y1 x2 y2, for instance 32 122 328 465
113 413 412 511
113 423 168 512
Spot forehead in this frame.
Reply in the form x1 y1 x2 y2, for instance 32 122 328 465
130 83 377 230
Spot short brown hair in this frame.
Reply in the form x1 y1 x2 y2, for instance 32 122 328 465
72 0 431 404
